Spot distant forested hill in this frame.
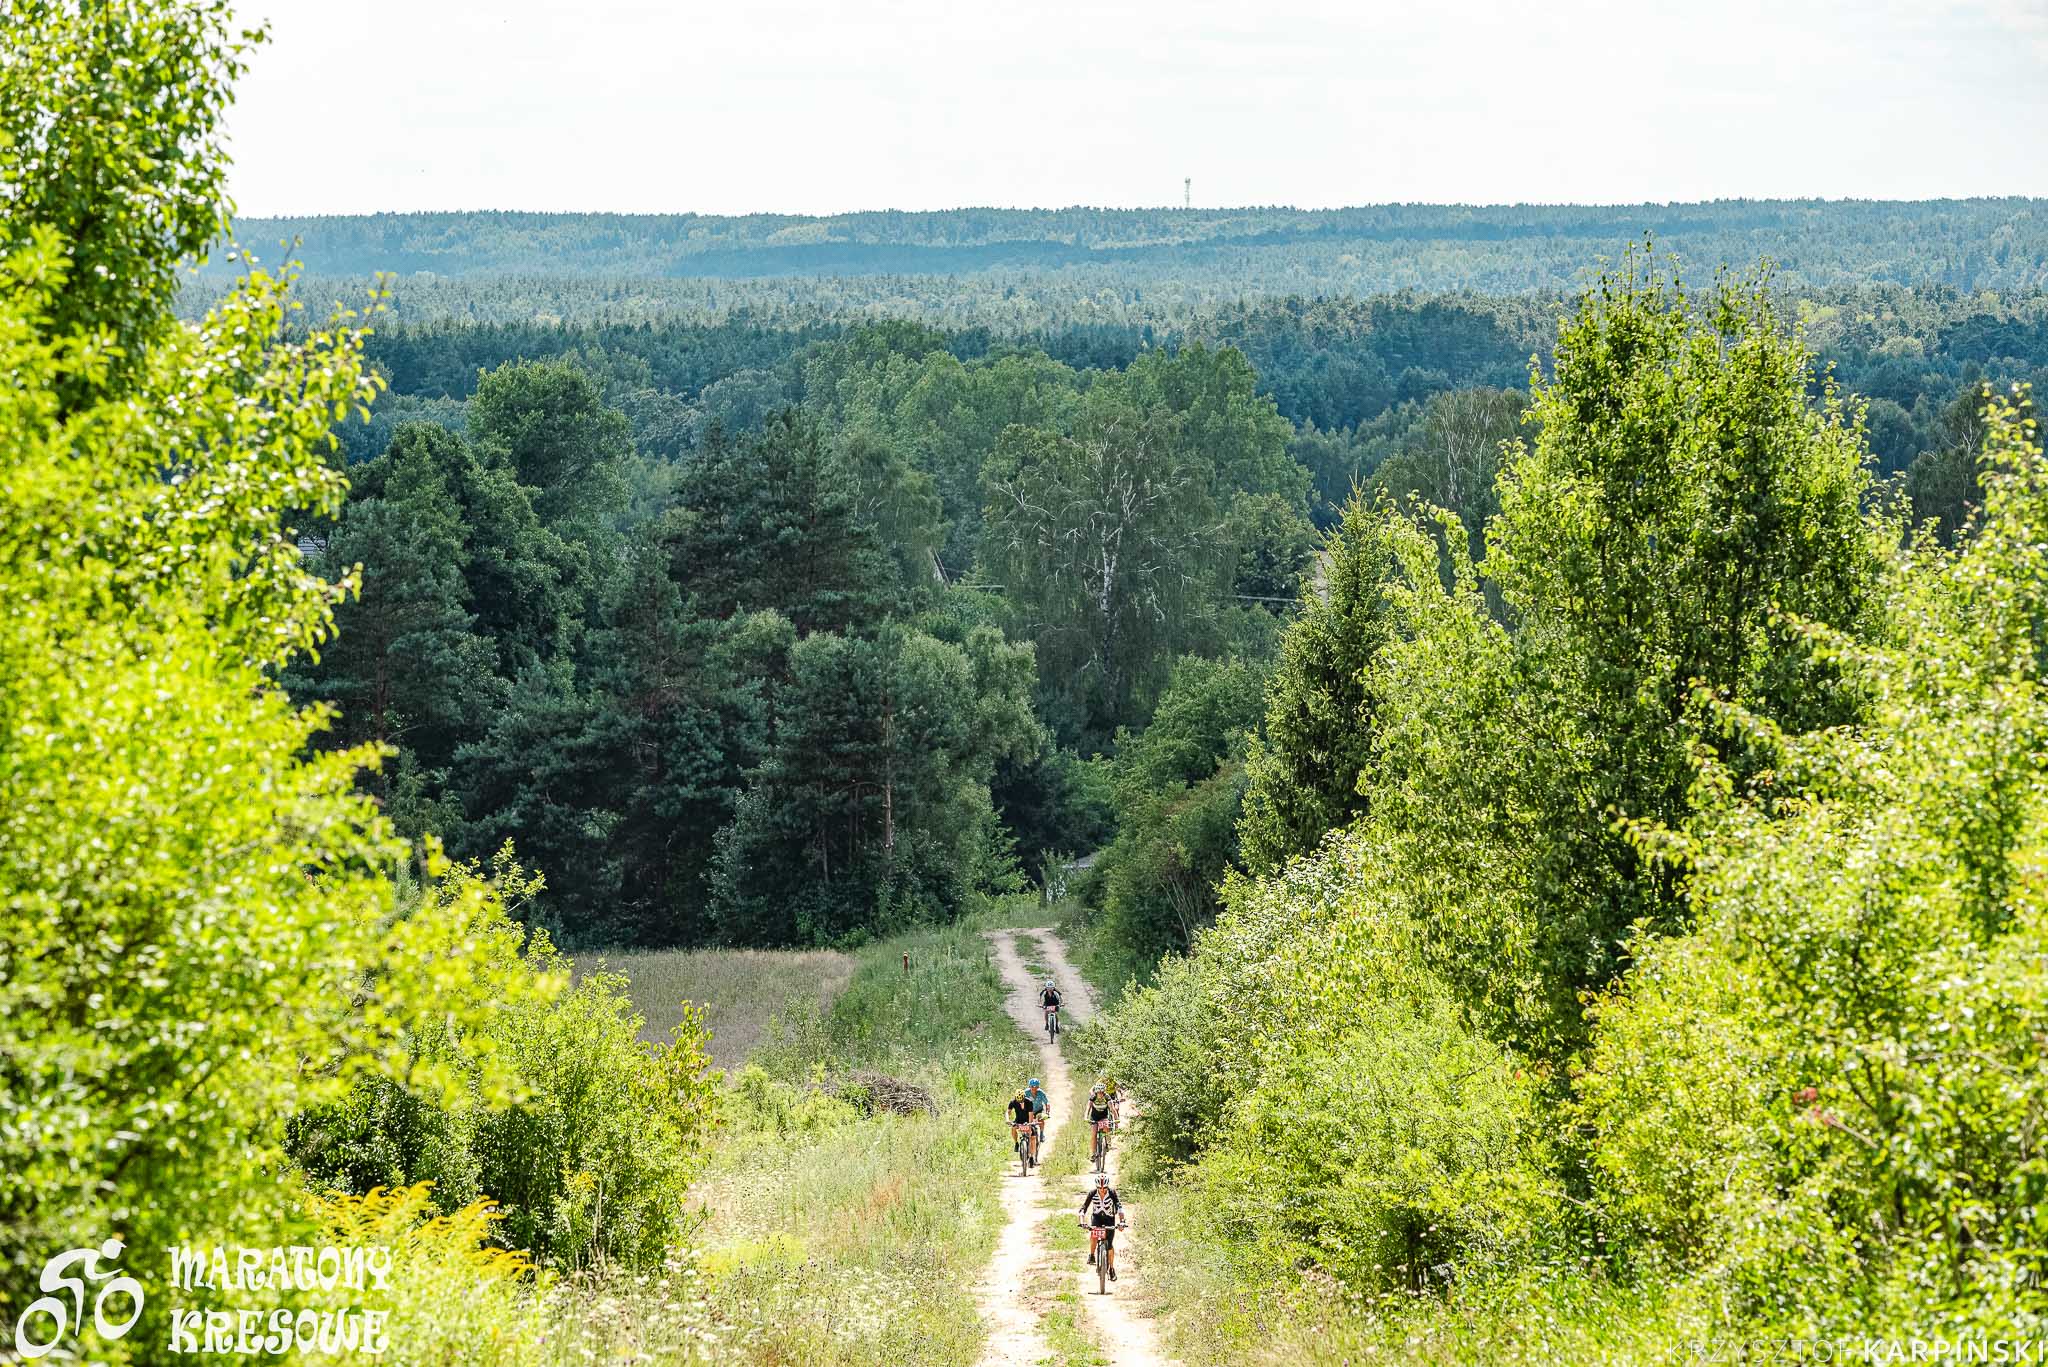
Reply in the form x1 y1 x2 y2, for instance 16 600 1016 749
194 200 2048 327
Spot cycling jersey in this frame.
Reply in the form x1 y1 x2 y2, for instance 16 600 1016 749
1040 989 1062 1009
1086 1098 1112 1124
1082 1186 1122 1252
1080 1187 1122 1218
1006 1098 1033 1126
1025 1088 1048 1117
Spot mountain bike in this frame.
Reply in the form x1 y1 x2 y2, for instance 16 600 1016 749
1082 1219 1126 1294
1091 1117 1113 1173
1013 1123 1034 1176
1044 1004 1060 1041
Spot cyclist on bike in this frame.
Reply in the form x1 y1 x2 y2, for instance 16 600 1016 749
1086 1084 1112 1120
1023 1077 1049 1163
1078 1173 1126 1280
1105 1076 1123 1130
1005 1089 1036 1168
1039 977 1063 1032
1085 1083 1114 1167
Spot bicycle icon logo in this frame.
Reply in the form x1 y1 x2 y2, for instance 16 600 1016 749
12 1238 145 1360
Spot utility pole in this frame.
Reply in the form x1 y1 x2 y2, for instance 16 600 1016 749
1184 177 1191 210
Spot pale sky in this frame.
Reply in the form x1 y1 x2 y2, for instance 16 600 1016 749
225 0 2048 217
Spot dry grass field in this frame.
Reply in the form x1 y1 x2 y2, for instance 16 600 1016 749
591 947 856 1071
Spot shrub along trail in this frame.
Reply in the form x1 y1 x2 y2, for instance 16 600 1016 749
976 928 1172 1367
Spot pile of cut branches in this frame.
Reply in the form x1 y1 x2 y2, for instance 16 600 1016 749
828 1070 937 1117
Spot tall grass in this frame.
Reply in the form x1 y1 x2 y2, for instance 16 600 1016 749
675 918 1033 1365
596 946 854 1070
365 913 1038 1364
1099 1173 1715 1366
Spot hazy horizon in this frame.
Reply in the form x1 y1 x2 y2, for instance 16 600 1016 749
225 0 2048 218
224 193 2048 221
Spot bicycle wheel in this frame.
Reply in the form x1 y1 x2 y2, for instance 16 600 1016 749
1097 1240 1108 1294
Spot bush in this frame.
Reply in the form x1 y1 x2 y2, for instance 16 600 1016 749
292 857 721 1272
1102 833 1556 1290
1576 388 2048 1331
319 1184 549 1366
476 960 719 1270
1195 1009 1551 1292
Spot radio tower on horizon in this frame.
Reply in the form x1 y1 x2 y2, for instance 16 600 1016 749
1183 177 1191 210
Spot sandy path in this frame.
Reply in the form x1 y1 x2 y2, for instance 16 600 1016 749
974 928 1071 1366
1027 930 1173 1366
973 928 1173 1367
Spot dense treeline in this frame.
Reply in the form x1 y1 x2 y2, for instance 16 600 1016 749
288 273 2048 952
290 327 1331 946
1083 255 2048 1347
205 201 2048 291
342 285 2048 515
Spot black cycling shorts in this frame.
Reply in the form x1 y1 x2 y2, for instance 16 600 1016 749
1089 1213 1117 1249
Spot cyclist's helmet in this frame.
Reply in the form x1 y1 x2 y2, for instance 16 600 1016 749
1028 1077 1040 1088
1095 1172 1110 1186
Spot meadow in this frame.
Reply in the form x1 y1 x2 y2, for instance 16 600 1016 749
596 946 855 1069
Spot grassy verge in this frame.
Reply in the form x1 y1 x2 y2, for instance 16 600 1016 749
676 916 1033 1365
383 912 1037 1364
385 903 1127 1364
1115 1178 1711 1365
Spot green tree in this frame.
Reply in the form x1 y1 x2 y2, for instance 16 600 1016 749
292 425 504 791
892 349 1085 574
467 359 631 533
980 409 1230 746
714 624 1036 944
1577 389 2048 1324
1238 497 1400 871
836 427 945 600
1226 490 1319 607
0 180 552 1332
1108 343 1305 506
1081 655 1269 982
979 343 1304 746
669 412 900 634
0 0 257 399
1905 382 2037 544
1401 254 1889 1051
1369 385 1525 556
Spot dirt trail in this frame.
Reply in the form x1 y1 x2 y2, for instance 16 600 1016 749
974 928 1173 1367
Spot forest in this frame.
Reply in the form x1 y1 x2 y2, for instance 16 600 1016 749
183 199 2048 332
207 199 2048 287
286 279 2048 961
9 2 2048 1361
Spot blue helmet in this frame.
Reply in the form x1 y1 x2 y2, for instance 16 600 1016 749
1028 1078 1040 1088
